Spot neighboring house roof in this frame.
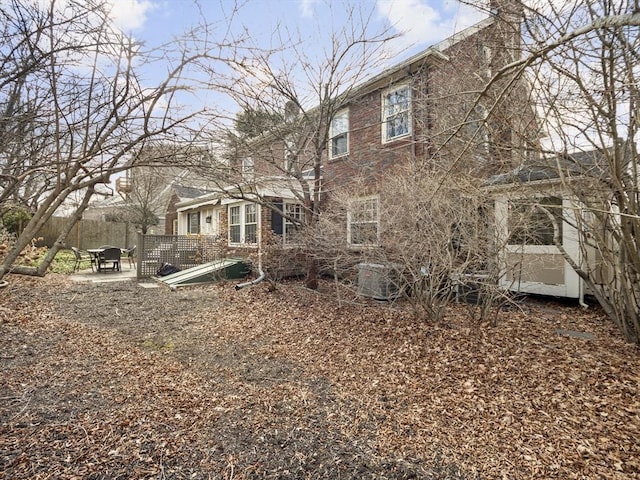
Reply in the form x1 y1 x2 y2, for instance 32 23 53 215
176 175 307 211
87 194 126 210
485 148 608 187
172 184 214 200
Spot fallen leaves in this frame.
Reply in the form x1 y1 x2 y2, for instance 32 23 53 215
0 274 639 479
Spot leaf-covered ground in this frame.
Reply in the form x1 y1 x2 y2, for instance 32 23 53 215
1 274 638 479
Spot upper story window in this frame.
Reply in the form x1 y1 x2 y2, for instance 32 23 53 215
382 84 411 143
330 109 349 158
284 203 305 245
242 156 254 181
348 196 379 247
284 136 296 173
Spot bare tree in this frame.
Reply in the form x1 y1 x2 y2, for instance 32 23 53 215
194 4 400 289
459 0 640 342
0 0 237 280
311 165 508 323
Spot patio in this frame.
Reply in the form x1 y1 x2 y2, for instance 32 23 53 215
69 266 139 284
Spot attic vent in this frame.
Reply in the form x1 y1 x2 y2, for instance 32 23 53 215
357 263 401 300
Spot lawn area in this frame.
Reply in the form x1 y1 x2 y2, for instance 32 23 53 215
0 274 638 479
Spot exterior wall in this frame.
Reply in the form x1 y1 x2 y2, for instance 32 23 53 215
165 192 180 235
428 15 536 178
325 78 424 191
324 13 536 194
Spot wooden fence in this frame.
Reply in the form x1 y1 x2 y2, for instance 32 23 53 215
39 216 138 250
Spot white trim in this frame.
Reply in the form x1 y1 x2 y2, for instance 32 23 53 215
283 201 305 246
329 108 349 159
496 194 582 298
227 200 260 247
347 195 380 247
381 83 411 144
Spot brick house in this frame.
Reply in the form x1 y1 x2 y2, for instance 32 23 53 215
175 3 535 267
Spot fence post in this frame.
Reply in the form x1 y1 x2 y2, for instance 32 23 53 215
136 231 143 279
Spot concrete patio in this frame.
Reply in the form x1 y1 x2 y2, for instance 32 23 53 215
69 266 139 284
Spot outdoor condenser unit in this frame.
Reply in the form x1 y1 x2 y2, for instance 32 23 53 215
357 263 401 300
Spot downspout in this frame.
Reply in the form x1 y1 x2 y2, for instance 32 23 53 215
234 251 265 290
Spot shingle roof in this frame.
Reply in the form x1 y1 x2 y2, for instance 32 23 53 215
485 148 608 186
173 184 214 199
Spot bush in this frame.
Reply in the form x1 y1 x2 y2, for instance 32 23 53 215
1 208 32 235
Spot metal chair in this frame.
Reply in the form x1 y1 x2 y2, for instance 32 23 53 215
98 247 121 272
71 247 95 272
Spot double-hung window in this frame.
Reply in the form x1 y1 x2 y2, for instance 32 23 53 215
284 203 305 245
229 206 241 244
228 203 258 245
382 84 411 142
348 197 379 247
242 156 254 180
244 204 257 244
330 109 349 158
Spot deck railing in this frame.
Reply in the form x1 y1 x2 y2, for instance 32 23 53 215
137 234 224 278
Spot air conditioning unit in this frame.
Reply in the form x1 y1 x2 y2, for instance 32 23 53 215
357 263 401 300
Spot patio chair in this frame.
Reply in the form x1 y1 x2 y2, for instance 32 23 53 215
98 247 121 272
71 247 95 272
125 245 136 269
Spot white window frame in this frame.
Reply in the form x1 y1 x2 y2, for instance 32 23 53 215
329 109 349 159
347 196 379 247
284 202 305 245
284 136 296 173
242 156 254 180
244 203 257 244
187 212 200 235
229 205 241 244
382 84 411 143
508 196 564 247
228 202 259 246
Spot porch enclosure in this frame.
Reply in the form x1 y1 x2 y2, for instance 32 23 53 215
137 234 224 278
494 194 583 298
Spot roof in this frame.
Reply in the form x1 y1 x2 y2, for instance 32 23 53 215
352 16 494 96
485 148 608 187
173 184 214 199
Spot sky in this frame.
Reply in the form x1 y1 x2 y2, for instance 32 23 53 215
99 0 490 119
112 0 487 50
110 0 488 74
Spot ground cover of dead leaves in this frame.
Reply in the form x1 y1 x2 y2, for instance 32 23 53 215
1 274 639 479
